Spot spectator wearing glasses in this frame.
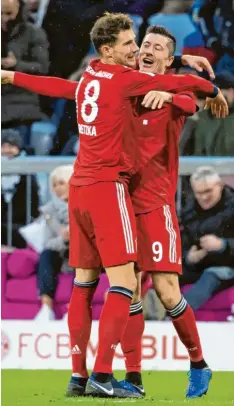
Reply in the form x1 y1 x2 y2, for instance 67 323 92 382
180 166 234 310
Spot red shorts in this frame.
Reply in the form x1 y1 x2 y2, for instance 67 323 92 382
69 182 137 268
136 205 182 274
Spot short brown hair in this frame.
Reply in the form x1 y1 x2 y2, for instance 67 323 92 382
145 25 176 56
90 12 133 53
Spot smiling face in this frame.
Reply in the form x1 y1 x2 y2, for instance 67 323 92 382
100 29 139 68
139 33 174 74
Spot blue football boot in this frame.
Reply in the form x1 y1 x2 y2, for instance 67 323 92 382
85 373 143 398
66 376 88 397
186 368 212 398
118 379 145 397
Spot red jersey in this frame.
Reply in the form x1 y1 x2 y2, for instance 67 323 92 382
130 93 197 214
14 61 217 186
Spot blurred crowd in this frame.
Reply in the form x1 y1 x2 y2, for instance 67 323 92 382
1 0 234 155
1 0 234 321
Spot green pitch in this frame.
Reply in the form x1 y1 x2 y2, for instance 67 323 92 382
2 370 234 406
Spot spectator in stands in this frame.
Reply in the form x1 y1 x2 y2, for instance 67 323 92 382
180 71 234 156
180 166 234 310
1 129 40 248
191 0 234 74
1 0 49 147
35 165 73 321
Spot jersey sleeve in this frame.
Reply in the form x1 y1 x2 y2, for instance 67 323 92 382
13 72 78 99
172 92 197 116
121 69 218 98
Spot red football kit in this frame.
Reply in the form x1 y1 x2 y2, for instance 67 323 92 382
129 93 197 274
13 61 216 269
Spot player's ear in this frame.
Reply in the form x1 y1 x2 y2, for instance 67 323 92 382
100 44 113 58
166 56 174 68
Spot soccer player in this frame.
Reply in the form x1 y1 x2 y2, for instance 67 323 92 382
1 13 228 399
119 26 214 399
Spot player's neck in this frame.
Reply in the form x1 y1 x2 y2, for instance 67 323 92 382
139 68 166 74
100 57 116 65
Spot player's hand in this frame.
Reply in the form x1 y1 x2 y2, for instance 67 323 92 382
1 51 17 69
1 69 15 84
181 55 215 80
204 89 229 118
187 245 207 264
200 235 223 252
141 91 173 110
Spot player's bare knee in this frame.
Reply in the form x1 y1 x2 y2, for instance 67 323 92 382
152 272 181 309
106 262 136 292
75 268 100 283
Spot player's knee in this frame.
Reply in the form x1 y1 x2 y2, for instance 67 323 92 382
106 262 137 292
159 292 178 309
152 274 181 309
75 268 100 282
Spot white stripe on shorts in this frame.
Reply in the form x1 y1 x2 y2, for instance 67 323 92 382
116 183 134 254
163 205 177 263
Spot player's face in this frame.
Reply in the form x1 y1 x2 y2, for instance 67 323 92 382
52 177 69 201
192 179 223 210
139 33 174 74
102 29 139 68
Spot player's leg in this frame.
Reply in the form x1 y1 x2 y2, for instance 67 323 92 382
149 205 212 398
85 182 142 398
67 185 102 397
152 272 212 398
67 267 101 397
120 271 145 395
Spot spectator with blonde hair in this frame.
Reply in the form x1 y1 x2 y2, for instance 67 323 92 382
35 164 73 321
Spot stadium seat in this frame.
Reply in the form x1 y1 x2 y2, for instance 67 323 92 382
30 121 57 155
30 99 66 155
148 13 197 54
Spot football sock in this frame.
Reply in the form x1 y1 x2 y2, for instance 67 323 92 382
121 301 144 374
167 296 207 365
68 278 99 378
125 371 143 386
93 286 133 376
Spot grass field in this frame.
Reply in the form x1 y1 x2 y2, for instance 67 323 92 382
2 370 234 406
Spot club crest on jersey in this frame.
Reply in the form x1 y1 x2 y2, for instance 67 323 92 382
78 124 97 137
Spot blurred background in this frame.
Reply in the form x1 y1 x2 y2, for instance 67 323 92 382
1 0 234 332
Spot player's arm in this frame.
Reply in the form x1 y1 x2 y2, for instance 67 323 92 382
123 69 218 97
171 93 197 116
142 90 197 115
172 55 215 79
1 70 77 99
122 69 228 117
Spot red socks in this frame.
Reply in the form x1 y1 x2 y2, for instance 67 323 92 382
93 287 133 374
121 302 145 373
68 279 99 377
168 297 204 362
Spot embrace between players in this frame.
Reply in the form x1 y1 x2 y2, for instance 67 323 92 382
2 12 229 400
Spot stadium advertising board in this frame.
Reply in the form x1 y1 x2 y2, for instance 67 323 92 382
2 321 234 371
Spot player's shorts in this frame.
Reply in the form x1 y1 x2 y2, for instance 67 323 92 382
69 182 137 269
136 204 182 274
